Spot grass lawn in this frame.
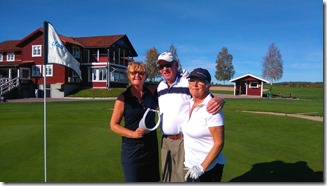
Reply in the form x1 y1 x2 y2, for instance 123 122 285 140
0 85 324 182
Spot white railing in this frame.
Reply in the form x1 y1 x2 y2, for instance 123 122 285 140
0 77 20 96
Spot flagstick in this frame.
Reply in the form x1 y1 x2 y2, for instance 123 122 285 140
43 21 48 183
42 21 83 182
107 48 110 89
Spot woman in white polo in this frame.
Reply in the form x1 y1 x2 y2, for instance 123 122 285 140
182 68 226 182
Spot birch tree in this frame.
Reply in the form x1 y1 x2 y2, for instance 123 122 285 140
262 42 283 85
215 47 235 84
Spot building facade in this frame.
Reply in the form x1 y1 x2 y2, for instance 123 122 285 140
229 73 269 97
0 27 137 99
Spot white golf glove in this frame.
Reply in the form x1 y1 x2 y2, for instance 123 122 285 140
184 165 204 181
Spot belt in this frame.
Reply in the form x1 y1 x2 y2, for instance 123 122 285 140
163 133 183 140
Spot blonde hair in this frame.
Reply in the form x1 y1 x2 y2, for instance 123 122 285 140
126 62 146 74
126 62 147 87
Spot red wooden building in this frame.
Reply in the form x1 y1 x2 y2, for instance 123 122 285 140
0 27 137 99
229 74 269 97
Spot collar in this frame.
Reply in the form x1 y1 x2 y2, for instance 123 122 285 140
126 86 150 97
163 74 181 87
190 93 212 107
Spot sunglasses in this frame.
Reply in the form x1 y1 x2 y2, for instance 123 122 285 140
158 62 174 70
188 78 207 84
130 71 145 76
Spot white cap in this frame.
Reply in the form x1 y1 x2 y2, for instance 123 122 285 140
157 52 176 63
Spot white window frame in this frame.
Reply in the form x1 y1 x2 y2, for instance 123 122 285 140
0 53 3 61
7 52 15 61
32 65 42 77
249 82 259 88
43 65 53 77
32 45 42 57
88 67 107 82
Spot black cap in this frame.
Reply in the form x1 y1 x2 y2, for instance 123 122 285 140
187 68 211 83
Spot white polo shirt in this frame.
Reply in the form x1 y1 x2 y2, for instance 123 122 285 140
157 75 191 135
182 94 226 171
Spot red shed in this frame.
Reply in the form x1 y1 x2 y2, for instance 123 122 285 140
229 74 269 97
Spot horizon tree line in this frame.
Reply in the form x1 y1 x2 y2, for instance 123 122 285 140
143 43 283 85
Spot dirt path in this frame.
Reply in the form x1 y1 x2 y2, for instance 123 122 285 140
239 110 323 122
211 86 323 122
5 88 323 122
210 86 234 91
210 86 269 92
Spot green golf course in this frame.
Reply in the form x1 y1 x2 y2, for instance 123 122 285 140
0 84 323 182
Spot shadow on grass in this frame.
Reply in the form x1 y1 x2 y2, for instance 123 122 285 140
229 160 323 182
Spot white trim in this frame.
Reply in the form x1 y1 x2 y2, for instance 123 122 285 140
7 52 15 61
229 73 269 83
32 45 42 57
43 64 53 77
245 82 248 95
233 83 236 96
249 82 259 88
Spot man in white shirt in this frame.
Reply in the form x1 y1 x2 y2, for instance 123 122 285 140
157 52 225 182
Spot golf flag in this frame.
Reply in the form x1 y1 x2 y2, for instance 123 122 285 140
47 22 82 80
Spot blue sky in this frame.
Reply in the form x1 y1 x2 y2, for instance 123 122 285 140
0 0 323 84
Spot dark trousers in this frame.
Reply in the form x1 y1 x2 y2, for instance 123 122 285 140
121 142 160 182
186 163 224 182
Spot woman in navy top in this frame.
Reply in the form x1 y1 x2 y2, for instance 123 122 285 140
110 62 160 182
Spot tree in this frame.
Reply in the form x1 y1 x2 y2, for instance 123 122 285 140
169 44 182 72
145 47 160 81
215 47 235 84
262 42 283 85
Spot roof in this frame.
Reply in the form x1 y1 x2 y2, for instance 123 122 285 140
59 34 83 46
14 28 83 47
0 61 33 67
16 28 44 47
73 35 125 48
73 35 138 56
229 73 269 83
2 27 138 57
0 40 21 52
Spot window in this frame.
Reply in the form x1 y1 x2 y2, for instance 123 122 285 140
44 65 53 77
83 49 89 62
32 45 42 57
0 68 9 78
99 68 106 81
88 67 107 82
0 53 3 61
7 52 15 61
20 68 30 79
88 67 128 83
32 65 42 77
72 71 79 78
249 82 259 88
72 46 80 58
110 67 127 82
